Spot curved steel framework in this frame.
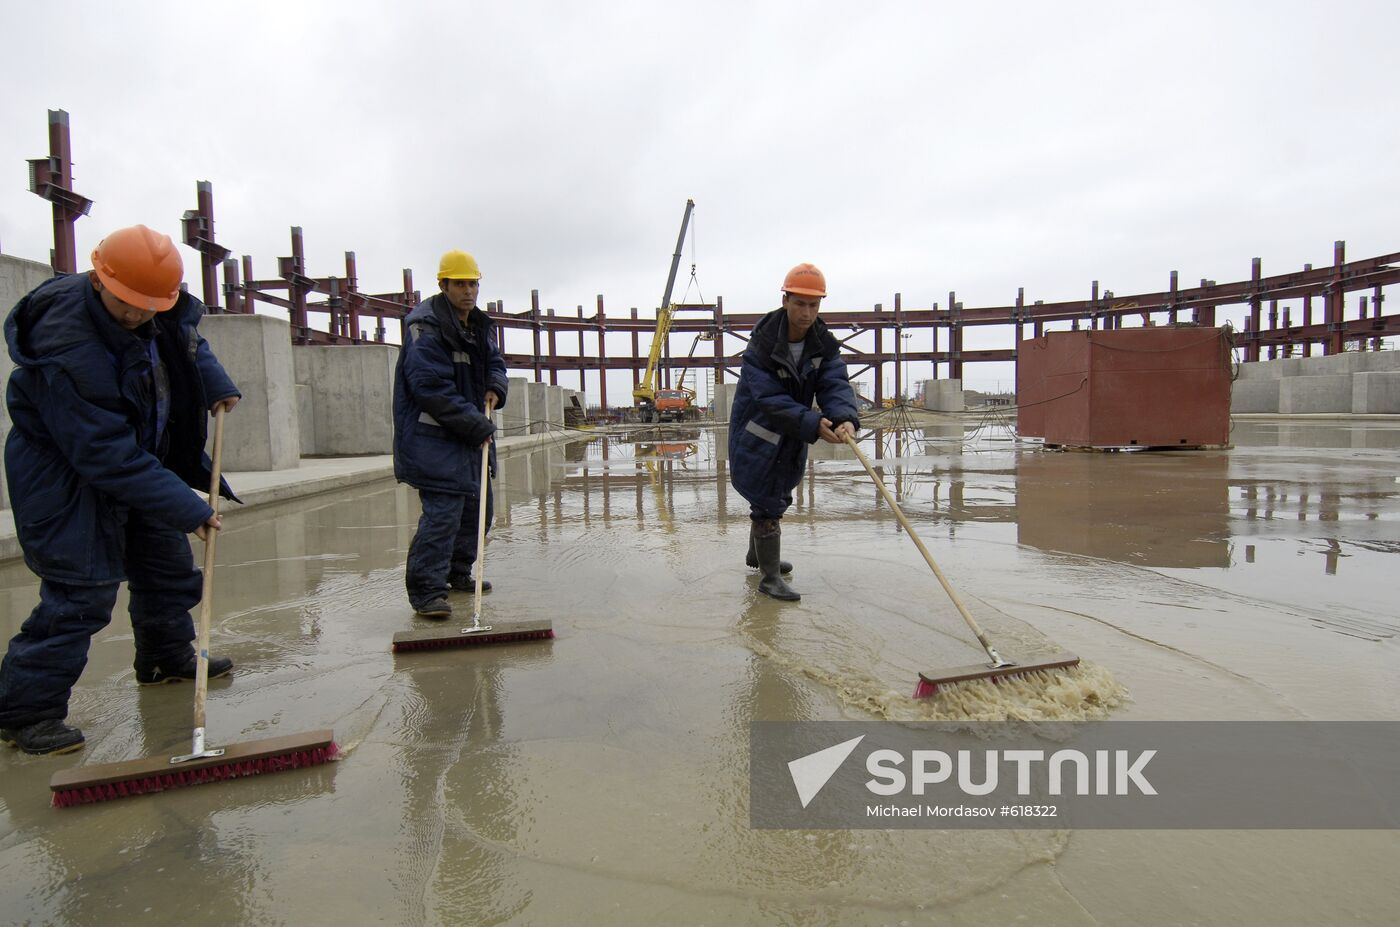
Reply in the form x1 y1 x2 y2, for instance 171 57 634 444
27 109 1399 409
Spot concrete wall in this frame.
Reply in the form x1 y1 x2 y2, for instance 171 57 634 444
1278 375 1353 414
296 383 315 453
0 255 54 509
1234 357 1305 380
922 379 965 412
1233 351 1400 415
1353 372 1400 414
200 314 301 470
1230 379 1282 414
293 344 398 455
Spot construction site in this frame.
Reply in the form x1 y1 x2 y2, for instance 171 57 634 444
1 108 1397 926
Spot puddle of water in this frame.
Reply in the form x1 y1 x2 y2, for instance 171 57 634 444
1 419 1397 924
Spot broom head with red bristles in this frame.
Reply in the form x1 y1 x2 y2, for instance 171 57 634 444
49 729 336 808
391 619 554 654
913 652 1081 699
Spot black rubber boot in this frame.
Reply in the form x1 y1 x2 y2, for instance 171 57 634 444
413 597 453 620
136 654 234 685
1 719 86 756
753 520 800 601
746 524 792 574
448 573 492 594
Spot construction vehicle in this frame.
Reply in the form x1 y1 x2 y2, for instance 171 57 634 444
634 199 697 423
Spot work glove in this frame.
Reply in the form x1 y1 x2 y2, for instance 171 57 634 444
464 412 496 447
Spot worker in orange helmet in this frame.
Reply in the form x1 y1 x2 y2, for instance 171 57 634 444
728 263 860 601
0 225 241 755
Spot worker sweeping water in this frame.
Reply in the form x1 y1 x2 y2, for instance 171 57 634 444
393 249 508 620
728 263 861 601
0 225 240 756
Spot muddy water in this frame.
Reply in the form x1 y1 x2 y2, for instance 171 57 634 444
1 420 1397 925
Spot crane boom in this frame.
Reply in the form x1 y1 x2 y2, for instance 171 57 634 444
634 199 694 417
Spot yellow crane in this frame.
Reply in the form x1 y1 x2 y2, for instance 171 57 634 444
634 199 695 423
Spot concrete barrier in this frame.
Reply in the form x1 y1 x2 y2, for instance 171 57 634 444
293 344 397 455
1278 375 1354 414
200 314 301 470
1353 371 1400 414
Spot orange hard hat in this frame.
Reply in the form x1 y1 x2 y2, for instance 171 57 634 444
782 263 826 297
91 225 184 312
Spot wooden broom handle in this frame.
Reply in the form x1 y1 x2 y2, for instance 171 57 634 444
193 405 225 731
841 433 1000 656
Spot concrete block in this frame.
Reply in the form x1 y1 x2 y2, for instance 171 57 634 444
1353 371 1400 413
713 382 738 424
1303 353 1370 376
1359 350 1400 373
0 255 54 510
199 314 301 470
527 382 550 434
922 379 964 412
1278 375 1353 414
0 254 53 319
546 385 565 430
1288 351 1400 377
1231 379 1281 414
292 344 397 455
296 383 315 453
1235 358 1305 380
502 376 531 436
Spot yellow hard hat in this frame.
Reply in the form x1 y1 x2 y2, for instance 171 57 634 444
438 249 481 281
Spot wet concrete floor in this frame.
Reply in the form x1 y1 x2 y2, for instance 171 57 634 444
1 416 1397 925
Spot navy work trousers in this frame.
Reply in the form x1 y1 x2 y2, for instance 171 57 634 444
0 509 203 728
405 485 493 608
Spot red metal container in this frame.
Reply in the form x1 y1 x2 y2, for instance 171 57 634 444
1016 327 1232 447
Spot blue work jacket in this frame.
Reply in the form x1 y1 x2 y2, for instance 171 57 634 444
728 307 860 513
4 273 240 584
392 295 509 494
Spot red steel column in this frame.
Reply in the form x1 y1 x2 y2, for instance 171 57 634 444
531 289 543 381
1326 241 1345 356
596 295 608 411
546 308 558 386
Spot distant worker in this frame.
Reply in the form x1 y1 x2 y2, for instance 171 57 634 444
0 225 241 755
393 249 508 619
728 263 860 601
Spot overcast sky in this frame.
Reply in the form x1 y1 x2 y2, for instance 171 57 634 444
2 0 1396 397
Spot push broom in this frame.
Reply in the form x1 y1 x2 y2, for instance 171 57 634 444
392 440 554 653
50 405 336 807
841 433 1080 698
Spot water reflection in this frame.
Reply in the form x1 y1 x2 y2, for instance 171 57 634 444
1015 453 1232 568
487 427 1399 584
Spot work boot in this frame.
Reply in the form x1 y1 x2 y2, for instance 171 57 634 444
135 654 235 686
448 573 492 594
1 719 86 756
745 524 792 574
414 597 453 620
753 520 800 602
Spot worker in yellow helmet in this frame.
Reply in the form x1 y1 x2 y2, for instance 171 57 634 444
728 263 860 601
392 250 510 619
